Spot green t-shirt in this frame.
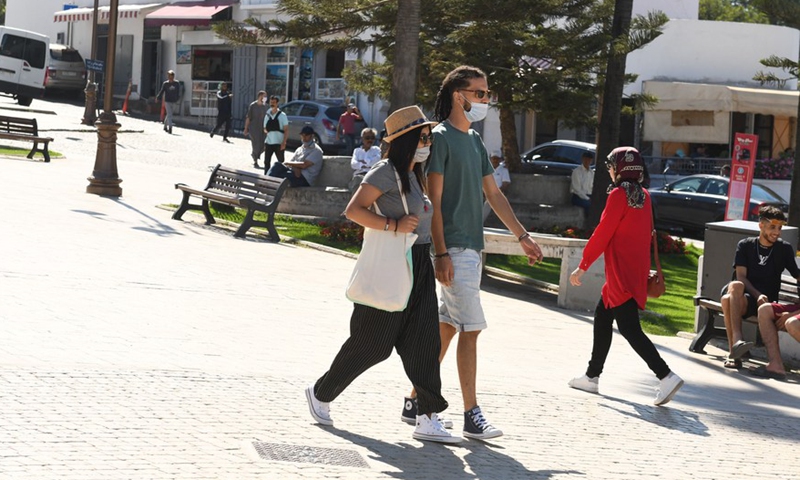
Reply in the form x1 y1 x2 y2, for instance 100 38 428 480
426 121 494 251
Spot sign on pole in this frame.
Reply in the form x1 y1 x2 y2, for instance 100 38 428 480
725 132 759 221
85 59 105 73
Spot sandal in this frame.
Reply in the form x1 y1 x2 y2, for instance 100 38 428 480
750 365 787 380
723 358 742 369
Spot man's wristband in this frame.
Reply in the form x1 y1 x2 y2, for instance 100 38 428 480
518 232 531 242
434 252 450 259
384 217 390 231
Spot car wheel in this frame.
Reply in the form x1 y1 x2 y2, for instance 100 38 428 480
17 96 32 107
313 133 322 147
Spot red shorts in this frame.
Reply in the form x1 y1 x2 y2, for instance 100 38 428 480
770 302 800 317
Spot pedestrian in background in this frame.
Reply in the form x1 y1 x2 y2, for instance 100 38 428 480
305 106 459 444
348 127 382 192
244 90 267 168
568 146 684 406
267 126 323 187
210 82 233 143
570 151 594 215
481 150 510 223
156 70 180 134
337 103 362 155
263 95 289 172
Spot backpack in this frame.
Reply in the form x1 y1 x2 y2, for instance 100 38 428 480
266 110 282 132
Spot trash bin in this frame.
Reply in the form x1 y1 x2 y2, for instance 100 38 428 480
696 219 799 338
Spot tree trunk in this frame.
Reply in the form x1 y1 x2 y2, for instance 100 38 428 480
389 0 420 113
587 0 634 229
498 101 521 172
789 38 800 227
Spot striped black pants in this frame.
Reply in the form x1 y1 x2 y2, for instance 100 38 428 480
314 243 448 415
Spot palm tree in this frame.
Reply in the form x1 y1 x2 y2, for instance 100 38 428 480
390 0 420 112
587 0 635 228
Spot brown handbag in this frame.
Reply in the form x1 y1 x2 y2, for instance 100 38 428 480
648 229 666 298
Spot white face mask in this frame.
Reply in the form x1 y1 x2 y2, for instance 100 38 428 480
414 146 430 163
459 93 489 123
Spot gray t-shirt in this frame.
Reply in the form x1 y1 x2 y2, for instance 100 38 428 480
291 143 324 186
363 160 433 245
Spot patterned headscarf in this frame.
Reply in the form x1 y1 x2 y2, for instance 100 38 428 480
605 146 646 209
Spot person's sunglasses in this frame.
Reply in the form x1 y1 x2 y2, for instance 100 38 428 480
419 133 433 145
460 89 491 99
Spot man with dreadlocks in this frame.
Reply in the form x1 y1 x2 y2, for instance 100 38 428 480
568 146 684 406
401 65 544 440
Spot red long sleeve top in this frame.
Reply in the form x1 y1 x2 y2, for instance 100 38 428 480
579 187 652 310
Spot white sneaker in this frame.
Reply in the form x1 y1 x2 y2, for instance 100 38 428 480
305 384 333 426
413 414 461 444
654 372 684 406
568 375 599 394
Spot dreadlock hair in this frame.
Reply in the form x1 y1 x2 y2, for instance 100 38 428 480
385 127 427 195
433 65 487 122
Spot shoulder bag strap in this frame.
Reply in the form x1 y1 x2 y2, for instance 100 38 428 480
650 208 662 274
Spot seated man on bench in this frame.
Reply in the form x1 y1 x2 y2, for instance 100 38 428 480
720 206 800 369
753 302 800 379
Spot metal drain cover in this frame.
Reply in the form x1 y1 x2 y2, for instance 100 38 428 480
252 442 369 468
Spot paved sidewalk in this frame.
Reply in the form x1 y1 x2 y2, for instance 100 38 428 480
1 98 799 479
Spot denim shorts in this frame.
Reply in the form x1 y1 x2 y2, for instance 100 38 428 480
438 247 487 332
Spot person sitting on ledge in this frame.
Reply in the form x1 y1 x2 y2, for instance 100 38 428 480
720 205 800 369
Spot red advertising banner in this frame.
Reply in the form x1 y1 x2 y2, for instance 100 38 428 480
725 133 759 220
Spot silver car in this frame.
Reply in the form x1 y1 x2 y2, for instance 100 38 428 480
44 44 86 95
280 100 367 153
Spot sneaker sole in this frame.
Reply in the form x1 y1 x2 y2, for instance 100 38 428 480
412 432 462 444
568 383 599 394
400 415 416 426
654 379 684 406
463 429 504 440
305 386 333 426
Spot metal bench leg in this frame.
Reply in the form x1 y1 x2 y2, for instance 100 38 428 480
201 199 215 224
42 142 50 162
171 191 192 220
265 211 280 243
689 308 719 354
234 209 255 238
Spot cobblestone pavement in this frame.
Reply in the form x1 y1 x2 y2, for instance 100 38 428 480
1 97 799 479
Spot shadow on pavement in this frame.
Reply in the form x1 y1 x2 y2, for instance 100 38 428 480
325 426 580 479
600 395 709 436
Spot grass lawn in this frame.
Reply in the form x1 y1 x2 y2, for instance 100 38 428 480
182 203 703 336
0 145 63 158
488 245 702 336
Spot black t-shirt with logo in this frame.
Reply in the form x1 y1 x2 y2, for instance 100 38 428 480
733 237 800 301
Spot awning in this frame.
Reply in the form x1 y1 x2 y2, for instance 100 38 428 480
54 4 162 23
643 80 799 117
144 3 233 27
642 81 800 143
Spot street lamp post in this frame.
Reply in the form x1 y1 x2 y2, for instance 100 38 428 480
86 0 122 196
81 0 99 125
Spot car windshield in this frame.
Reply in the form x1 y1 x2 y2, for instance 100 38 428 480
51 48 83 62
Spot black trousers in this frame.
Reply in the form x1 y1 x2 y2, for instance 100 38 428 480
212 115 231 139
314 244 448 415
264 143 285 171
586 296 670 380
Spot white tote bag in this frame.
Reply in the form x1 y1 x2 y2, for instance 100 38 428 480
346 171 418 312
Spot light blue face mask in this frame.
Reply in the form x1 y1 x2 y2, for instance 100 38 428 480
460 93 488 123
414 146 430 163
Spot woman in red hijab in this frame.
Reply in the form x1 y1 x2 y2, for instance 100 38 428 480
568 147 684 406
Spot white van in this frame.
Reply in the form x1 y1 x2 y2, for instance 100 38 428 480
0 26 49 106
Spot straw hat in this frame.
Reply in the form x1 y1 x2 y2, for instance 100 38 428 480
383 106 437 143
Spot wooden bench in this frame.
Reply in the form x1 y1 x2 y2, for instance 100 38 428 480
690 275 799 354
172 164 289 241
0 115 53 162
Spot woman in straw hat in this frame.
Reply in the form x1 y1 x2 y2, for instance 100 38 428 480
568 146 684 406
304 106 460 444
